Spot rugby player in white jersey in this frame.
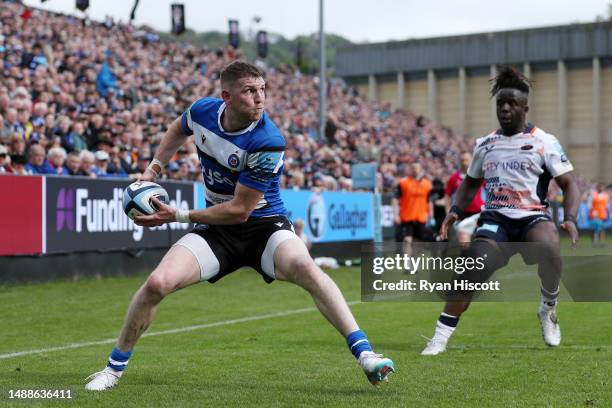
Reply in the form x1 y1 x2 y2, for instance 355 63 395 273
421 66 580 355
85 61 394 390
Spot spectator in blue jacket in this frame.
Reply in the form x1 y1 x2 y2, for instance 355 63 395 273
24 144 55 174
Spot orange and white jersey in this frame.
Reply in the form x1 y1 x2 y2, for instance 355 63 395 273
467 124 573 219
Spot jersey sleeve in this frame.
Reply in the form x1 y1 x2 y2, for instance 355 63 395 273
543 135 574 177
238 147 285 192
467 138 485 179
180 98 210 136
181 106 194 136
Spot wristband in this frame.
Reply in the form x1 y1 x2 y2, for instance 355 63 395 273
175 208 191 223
147 158 165 176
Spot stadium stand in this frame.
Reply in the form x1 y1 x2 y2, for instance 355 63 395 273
0 1 604 203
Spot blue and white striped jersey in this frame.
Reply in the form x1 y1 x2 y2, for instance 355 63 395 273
181 97 287 218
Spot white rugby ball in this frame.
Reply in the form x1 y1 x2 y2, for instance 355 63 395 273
122 181 170 220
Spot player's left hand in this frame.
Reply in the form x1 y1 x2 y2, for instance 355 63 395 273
134 196 176 227
560 220 579 249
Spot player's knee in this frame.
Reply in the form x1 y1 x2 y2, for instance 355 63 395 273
462 240 508 282
289 256 320 286
144 273 173 299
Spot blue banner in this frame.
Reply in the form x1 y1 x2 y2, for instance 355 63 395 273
281 190 374 242
194 186 375 242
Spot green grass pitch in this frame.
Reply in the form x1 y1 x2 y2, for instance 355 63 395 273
1 248 611 406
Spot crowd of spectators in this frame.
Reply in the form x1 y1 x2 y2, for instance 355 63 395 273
0 1 601 199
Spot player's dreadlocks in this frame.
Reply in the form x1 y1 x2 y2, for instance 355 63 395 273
490 65 531 98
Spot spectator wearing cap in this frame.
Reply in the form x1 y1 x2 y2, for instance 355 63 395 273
28 116 47 146
62 121 88 153
135 155 150 175
92 150 111 177
47 147 69 175
166 161 180 180
79 150 97 178
25 144 55 174
91 149 127 178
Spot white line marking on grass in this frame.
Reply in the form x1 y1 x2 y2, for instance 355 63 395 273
447 344 612 351
0 301 361 360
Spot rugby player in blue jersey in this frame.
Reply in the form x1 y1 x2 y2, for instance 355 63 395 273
86 61 394 390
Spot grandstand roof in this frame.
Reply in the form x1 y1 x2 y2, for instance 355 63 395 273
336 21 612 78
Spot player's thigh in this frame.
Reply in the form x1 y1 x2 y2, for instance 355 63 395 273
522 219 560 263
146 243 201 295
524 219 559 244
273 237 317 283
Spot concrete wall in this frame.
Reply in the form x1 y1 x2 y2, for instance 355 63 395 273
350 59 612 182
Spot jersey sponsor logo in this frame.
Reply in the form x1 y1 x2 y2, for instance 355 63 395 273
275 222 284 228
520 144 533 151
203 167 235 187
484 160 534 172
228 153 240 168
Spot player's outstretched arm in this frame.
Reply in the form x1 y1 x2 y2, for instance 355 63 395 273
141 117 187 181
555 172 580 247
134 183 264 227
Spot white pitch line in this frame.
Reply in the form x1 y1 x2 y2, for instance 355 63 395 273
0 301 361 361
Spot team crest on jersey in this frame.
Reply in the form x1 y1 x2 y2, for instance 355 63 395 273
228 153 240 168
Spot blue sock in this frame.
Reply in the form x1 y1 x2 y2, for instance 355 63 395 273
346 329 373 359
107 347 132 372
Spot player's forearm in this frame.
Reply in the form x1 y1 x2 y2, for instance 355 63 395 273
452 178 481 212
560 178 580 221
150 118 186 173
184 201 251 225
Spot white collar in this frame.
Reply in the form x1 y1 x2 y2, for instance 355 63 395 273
217 102 260 135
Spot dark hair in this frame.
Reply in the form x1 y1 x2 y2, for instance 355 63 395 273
490 65 531 98
220 61 264 88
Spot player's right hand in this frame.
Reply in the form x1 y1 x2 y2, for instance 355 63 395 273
440 212 459 241
138 168 158 182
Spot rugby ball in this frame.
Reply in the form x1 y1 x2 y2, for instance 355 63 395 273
122 181 170 220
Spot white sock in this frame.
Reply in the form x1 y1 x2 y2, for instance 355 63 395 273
432 315 457 343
